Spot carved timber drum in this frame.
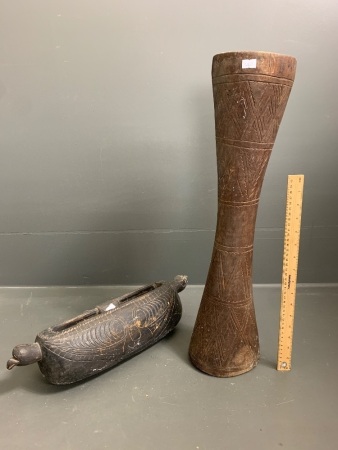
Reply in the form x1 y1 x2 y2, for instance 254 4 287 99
189 51 297 377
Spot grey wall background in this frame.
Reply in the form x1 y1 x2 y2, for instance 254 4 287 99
0 0 337 286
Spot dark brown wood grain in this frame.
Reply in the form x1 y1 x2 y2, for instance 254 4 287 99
7 276 187 384
189 52 297 377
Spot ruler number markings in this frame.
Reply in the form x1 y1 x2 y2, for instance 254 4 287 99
277 175 304 371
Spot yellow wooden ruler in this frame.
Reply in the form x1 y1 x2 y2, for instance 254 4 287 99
277 174 304 371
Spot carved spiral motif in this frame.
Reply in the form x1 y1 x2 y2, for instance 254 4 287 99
34 278 184 384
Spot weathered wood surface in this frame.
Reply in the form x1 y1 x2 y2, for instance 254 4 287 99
189 52 297 377
8 275 187 384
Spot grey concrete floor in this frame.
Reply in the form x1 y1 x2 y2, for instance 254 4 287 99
0 284 337 450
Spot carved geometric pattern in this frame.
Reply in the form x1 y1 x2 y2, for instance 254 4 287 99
189 55 296 376
217 143 272 203
213 80 292 143
189 294 259 372
204 247 253 305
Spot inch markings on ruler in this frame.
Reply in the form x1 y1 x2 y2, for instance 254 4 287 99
277 174 304 371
